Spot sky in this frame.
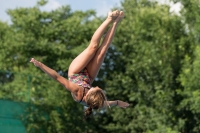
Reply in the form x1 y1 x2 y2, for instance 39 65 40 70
0 0 181 23
0 0 122 22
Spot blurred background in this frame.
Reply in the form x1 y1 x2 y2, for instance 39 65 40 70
0 0 200 133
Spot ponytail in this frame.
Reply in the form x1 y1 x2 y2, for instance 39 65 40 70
84 106 93 119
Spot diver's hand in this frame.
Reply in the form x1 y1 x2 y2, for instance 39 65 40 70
30 58 42 67
117 100 129 108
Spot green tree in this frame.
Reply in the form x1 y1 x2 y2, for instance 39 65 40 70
95 0 192 132
2 0 200 132
0 1 103 132
174 0 200 132
178 47 200 132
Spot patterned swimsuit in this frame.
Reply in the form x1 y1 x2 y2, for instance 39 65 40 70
68 68 92 103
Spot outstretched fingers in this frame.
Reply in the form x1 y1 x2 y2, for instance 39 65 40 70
117 100 130 108
30 58 41 67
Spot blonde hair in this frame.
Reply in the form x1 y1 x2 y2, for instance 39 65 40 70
84 88 107 118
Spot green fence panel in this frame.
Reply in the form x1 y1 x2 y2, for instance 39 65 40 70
0 100 26 133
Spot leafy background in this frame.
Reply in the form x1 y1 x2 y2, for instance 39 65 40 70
0 0 200 132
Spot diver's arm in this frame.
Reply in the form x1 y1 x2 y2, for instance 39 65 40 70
104 100 129 108
30 58 78 93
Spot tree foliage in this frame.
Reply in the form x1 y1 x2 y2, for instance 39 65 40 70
0 0 200 132
0 1 101 133
172 0 200 132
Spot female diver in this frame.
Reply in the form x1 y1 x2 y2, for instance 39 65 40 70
30 10 129 118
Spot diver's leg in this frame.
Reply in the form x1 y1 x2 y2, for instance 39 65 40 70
86 11 124 82
68 10 119 76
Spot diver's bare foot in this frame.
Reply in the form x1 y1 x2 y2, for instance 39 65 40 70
107 10 120 21
114 11 124 23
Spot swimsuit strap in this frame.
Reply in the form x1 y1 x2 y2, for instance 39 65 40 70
79 87 85 103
